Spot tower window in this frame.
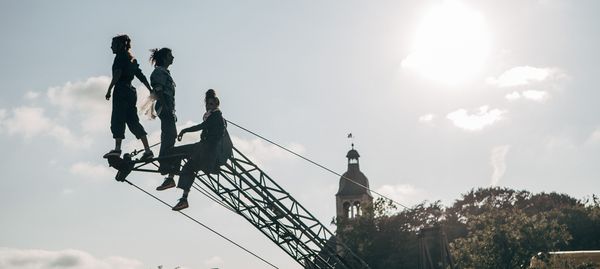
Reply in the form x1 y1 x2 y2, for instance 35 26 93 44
343 202 351 218
353 201 362 217
345 201 362 219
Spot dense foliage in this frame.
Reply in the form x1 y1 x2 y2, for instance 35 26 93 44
336 187 600 269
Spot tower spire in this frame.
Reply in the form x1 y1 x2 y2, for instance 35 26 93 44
336 140 373 222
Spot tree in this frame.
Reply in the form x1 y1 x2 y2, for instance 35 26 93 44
337 199 445 269
335 187 600 269
451 207 571 269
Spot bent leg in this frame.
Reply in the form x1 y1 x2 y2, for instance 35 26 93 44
159 143 196 174
177 163 196 191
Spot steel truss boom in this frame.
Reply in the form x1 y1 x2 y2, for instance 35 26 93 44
112 146 370 269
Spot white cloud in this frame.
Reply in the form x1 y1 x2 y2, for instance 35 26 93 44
231 135 305 166
522 90 549 102
25 91 40 99
446 106 506 131
486 66 557 87
505 90 549 103
0 76 151 149
50 126 93 149
505 91 521 101
0 108 7 133
490 145 510 186
69 162 113 181
375 184 426 206
1 106 92 149
47 76 112 133
203 256 224 268
418 114 435 123
3 106 52 138
0 248 143 269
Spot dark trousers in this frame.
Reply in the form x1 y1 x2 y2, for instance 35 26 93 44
110 86 147 139
158 111 177 174
172 141 218 191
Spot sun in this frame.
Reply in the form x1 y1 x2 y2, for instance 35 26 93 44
402 0 491 85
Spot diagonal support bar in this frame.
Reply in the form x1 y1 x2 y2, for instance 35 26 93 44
190 147 370 269
112 146 370 269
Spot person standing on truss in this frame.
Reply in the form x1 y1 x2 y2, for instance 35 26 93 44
158 89 225 211
148 47 179 189
103 34 154 160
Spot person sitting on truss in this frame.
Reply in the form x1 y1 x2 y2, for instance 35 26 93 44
157 89 226 211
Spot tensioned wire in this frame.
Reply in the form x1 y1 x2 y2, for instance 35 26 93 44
120 178 280 269
147 161 237 214
121 118 406 268
225 119 411 210
132 119 412 210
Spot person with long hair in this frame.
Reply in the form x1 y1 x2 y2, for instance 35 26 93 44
103 34 154 160
159 89 225 211
148 47 179 189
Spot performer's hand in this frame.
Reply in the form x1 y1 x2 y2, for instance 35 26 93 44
105 92 111 100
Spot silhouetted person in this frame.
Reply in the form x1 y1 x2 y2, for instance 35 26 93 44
159 89 225 211
103 34 154 160
149 47 179 188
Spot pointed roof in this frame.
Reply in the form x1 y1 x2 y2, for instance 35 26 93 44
336 148 372 197
346 149 360 159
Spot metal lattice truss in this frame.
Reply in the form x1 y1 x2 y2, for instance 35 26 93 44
124 146 370 269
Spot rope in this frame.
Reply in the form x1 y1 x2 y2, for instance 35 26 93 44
128 152 238 214
181 159 236 214
130 141 162 157
226 119 411 210
192 182 237 214
120 179 280 269
126 118 412 210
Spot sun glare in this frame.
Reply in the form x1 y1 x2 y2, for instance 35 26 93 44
402 0 491 85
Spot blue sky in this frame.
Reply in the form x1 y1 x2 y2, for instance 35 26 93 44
1 0 600 268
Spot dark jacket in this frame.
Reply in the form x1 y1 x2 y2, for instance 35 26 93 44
113 52 144 87
185 110 225 145
150 66 176 115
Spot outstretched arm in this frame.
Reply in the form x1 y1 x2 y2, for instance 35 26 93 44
105 69 122 100
177 122 206 141
135 70 152 93
184 122 206 133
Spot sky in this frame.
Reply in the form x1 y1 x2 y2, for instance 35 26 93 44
1 0 599 268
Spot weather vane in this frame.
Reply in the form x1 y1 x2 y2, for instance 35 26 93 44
347 132 354 149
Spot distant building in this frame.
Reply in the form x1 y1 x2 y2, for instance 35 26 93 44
307 146 376 269
335 146 374 224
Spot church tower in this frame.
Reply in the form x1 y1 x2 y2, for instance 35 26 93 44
336 145 373 222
